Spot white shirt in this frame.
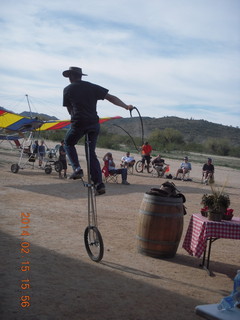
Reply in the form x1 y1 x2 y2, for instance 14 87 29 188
180 162 192 170
121 156 134 163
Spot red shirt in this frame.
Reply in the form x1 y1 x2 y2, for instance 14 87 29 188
141 144 152 155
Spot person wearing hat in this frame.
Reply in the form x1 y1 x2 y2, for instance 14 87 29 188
152 154 169 177
174 156 192 180
202 158 214 184
62 66 133 195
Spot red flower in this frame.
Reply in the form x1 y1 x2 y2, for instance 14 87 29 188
225 208 234 216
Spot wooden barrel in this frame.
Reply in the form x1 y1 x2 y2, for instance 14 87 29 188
137 193 184 258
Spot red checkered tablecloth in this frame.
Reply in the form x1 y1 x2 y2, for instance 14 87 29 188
182 213 240 258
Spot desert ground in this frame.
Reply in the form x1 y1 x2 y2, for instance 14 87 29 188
0 140 239 320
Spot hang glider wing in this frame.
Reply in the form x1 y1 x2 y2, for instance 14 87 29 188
36 116 122 131
99 116 122 124
0 109 122 132
0 109 43 132
36 120 71 131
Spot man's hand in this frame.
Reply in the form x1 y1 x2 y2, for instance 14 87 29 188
126 105 134 111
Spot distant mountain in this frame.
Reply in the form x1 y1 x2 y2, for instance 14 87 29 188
102 116 240 146
20 111 58 121
5 107 239 146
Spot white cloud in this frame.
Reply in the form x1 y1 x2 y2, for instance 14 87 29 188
0 0 239 128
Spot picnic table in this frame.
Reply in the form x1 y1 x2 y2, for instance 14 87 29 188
182 213 240 275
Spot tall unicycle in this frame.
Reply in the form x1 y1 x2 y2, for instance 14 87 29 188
83 133 104 262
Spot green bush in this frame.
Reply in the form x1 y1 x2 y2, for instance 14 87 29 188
148 128 185 151
204 138 230 156
36 130 67 142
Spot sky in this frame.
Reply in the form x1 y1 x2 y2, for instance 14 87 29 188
0 0 240 128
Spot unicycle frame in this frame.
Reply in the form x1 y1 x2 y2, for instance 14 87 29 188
84 133 98 227
83 133 104 262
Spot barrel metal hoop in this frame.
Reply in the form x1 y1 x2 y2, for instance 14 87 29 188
143 197 183 206
139 209 183 217
136 235 178 246
137 247 176 257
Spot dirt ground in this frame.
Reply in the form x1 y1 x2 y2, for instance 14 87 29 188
1 140 240 320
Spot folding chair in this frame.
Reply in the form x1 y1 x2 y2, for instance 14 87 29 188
120 162 134 175
152 164 170 178
102 161 119 183
126 163 134 175
201 171 214 185
178 170 191 181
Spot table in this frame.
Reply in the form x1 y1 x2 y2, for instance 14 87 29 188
182 214 240 274
195 304 240 320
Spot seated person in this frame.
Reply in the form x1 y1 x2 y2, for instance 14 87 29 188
202 158 214 184
121 152 135 168
103 152 130 185
152 154 169 177
175 156 192 180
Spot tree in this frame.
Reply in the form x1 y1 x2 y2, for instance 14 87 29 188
204 138 230 156
149 128 184 150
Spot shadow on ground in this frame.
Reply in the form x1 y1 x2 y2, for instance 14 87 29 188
1 230 203 320
5 179 207 200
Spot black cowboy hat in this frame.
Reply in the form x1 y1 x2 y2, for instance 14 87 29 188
62 66 88 77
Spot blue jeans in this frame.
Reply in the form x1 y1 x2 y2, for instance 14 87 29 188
64 122 102 185
109 168 127 181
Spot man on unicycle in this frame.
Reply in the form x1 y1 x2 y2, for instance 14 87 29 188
62 66 133 195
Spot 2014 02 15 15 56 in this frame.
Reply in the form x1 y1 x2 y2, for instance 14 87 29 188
20 212 31 308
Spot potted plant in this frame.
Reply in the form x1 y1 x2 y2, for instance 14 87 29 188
201 184 230 221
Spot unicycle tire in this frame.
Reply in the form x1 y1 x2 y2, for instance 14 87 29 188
84 226 104 262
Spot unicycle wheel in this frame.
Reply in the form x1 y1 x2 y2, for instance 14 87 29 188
84 226 104 262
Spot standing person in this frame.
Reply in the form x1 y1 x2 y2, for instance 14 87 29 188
32 140 39 155
38 140 45 167
58 140 68 179
141 141 152 173
62 66 133 195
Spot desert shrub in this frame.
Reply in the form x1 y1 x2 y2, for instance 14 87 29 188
204 138 231 156
149 128 184 150
228 146 240 157
35 130 67 142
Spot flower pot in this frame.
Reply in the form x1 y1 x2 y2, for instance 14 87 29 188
201 210 208 217
208 211 223 222
222 214 233 221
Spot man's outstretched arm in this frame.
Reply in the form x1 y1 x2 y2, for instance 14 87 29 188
105 93 134 111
